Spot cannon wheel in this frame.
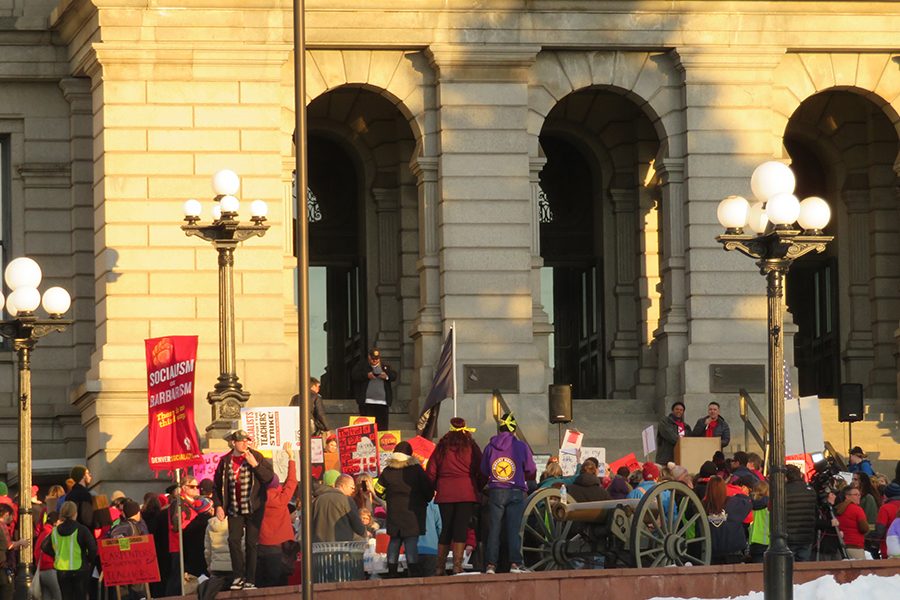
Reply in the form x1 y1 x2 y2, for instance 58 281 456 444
518 487 593 571
629 480 711 567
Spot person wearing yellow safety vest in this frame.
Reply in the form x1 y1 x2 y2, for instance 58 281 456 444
41 501 96 600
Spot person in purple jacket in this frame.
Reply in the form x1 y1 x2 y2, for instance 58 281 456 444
480 412 536 574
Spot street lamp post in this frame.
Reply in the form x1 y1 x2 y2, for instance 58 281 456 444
0 257 72 600
716 161 833 600
182 170 269 436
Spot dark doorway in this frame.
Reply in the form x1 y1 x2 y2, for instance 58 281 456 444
539 135 605 398
784 137 840 397
299 134 366 398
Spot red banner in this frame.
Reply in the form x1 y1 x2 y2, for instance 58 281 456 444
608 452 641 476
337 422 379 477
145 336 202 471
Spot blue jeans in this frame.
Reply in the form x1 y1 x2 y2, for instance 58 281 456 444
387 536 419 565
485 487 525 566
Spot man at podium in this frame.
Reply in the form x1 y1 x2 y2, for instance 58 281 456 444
690 401 731 448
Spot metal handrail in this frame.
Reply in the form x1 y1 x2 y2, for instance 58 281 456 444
739 387 769 454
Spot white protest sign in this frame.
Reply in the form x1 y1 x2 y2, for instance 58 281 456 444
241 406 301 451
559 447 579 476
641 424 656 458
580 447 607 477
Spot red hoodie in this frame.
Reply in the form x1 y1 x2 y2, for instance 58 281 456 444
34 523 55 570
259 460 298 546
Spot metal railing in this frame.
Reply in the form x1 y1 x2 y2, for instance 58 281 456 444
738 387 770 474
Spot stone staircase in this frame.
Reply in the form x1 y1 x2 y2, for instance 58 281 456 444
557 398 659 463
819 396 900 476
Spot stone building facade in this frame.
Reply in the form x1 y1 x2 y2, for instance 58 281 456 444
0 1 898 493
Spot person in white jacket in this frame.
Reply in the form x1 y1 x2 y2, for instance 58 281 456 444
886 516 900 558
203 515 243 599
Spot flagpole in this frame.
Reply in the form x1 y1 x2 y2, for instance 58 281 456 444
451 321 457 417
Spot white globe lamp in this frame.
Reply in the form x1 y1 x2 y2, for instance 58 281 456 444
42 287 72 317
717 195 750 233
766 193 801 227
797 196 831 233
212 169 240 196
751 161 796 202
8 286 40 314
746 202 769 235
5 257 42 291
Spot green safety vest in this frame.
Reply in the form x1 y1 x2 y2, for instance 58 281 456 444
51 527 83 571
749 508 770 546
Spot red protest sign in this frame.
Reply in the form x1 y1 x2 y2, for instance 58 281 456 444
337 423 379 477
98 535 160 586
145 336 203 471
608 453 641 475
407 435 436 468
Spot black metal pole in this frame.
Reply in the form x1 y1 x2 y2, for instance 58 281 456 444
762 262 792 600
293 0 313 598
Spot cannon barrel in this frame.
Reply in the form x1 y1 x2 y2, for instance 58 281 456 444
552 498 641 522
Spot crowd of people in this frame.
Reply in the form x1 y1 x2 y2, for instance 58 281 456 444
2 395 900 600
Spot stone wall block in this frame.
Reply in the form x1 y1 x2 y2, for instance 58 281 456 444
304 52 329 100
612 51 649 93
531 53 573 101
831 54 860 88
366 51 405 90
799 53 836 93
341 49 372 85
855 54 894 94
557 51 593 91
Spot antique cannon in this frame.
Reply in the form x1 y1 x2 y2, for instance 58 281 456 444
519 481 712 570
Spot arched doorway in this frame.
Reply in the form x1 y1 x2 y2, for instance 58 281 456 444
784 90 900 399
538 88 661 399
299 86 420 404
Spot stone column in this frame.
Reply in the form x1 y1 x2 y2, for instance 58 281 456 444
654 157 688 412
841 190 876 387
371 186 403 405
529 157 553 375
608 187 640 398
672 47 786 426
427 43 548 445
409 156 443 415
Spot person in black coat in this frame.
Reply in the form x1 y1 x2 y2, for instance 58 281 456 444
375 441 434 577
351 347 397 430
655 402 692 465
783 464 818 561
690 401 731 448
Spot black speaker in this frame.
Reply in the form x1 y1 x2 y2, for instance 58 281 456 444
549 384 572 424
838 383 864 423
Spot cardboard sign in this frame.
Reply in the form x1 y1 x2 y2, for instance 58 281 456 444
311 437 325 482
608 452 641 476
192 451 227 482
580 447 607 477
337 423 380 477
407 435 436 468
560 429 583 450
145 336 202 471
377 430 401 473
641 425 656 457
533 454 553 471
349 415 376 426
786 453 815 481
98 535 160 586
559 448 579 476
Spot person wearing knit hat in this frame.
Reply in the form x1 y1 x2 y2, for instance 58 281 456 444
873 478 900 559
321 470 341 487
376 438 434 577
627 462 660 499
426 416 483 575
110 499 149 537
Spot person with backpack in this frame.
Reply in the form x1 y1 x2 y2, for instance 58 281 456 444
41 501 97 600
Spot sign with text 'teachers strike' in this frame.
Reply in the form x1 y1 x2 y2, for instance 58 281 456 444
145 336 202 471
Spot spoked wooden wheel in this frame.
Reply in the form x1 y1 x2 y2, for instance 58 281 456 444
630 481 711 568
518 487 593 571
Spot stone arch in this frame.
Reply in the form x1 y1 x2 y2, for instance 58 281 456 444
301 49 435 156
773 53 900 157
527 51 683 160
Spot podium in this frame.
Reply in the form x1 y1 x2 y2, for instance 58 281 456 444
675 437 720 474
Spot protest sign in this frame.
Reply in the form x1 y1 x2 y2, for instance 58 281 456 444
641 425 656 458
192 451 227 482
145 336 202 471
377 430 401 473
532 454 552 471
786 453 815 481
337 422 379 477
609 452 641 475
311 436 326 481
560 429 583 450
98 535 160 586
407 436 436 468
348 415 375 426
241 407 301 451
559 448 579 476
580 447 607 477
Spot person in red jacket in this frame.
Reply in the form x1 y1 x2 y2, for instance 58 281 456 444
836 485 869 559
257 442 298 587
425 417 482 575
34 511 61 600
